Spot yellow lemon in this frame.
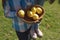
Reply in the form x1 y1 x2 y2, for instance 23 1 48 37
27 11 33 17
31 7 36 14
33 14 39 20
36 7 42 14
18 10 25 18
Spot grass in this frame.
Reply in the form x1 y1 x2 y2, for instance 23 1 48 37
0 0 60 40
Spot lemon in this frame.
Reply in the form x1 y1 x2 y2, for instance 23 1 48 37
33 14 39 20
18 10 25 18
31 7 36 14
36 7 42 14
27 11 33 17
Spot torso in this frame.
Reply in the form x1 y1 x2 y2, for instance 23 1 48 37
8 0 35 10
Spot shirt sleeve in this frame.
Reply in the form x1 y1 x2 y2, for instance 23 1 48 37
2 0 10 17
2 0 16 18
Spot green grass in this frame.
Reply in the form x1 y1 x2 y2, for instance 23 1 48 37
0 0 60 40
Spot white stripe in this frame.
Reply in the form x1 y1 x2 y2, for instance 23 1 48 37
17 17 26 31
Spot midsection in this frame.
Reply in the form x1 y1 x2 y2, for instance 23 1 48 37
13 0 35 10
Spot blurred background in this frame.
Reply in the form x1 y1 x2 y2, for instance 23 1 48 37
0 0 60 40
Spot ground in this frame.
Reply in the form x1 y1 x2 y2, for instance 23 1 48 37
0 0 60 40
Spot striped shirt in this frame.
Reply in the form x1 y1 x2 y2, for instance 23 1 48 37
3 0 44 32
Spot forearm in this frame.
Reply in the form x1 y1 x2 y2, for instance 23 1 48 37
2 0 13 18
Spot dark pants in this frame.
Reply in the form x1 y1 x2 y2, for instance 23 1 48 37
16 27 31 40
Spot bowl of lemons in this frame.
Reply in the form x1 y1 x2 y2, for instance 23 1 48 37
17 5 44 23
